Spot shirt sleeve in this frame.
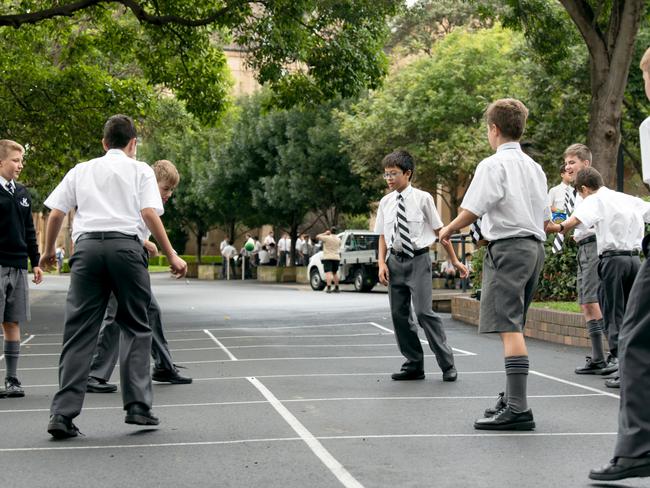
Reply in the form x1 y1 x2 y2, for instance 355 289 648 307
422 192 443 231
44 167 77 213
461 159 505 216
374 201 385 235
139 166 164 215
632 197 650 223
572 195 601 228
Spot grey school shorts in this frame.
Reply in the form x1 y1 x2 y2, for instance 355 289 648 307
0 266 30 323
576 239 600 305
479 237 545 334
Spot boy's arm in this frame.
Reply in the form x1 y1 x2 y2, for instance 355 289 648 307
438 209 479 245
561 215 583 234
378 234 389 286
435 229 468 278
143 240 159 257
24 200 43 284
39 210 66 272
141 208 187 278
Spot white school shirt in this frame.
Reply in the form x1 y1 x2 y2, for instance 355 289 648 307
374 184 442 250
547 181 569 211
640 117 650 185
258 249 270 264
44 149 163 242
220 239 229 253
278 237 290 252
461 142 549 242
571 193 596 242
263 234 275 246
0 175 15 194
572 187 650 255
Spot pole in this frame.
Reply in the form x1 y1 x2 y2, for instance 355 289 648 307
616 141 625 192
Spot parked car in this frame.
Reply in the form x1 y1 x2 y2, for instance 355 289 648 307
308 230 380 292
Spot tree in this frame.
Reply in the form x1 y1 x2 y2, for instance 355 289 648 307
496 0 647 187
340 27 528 217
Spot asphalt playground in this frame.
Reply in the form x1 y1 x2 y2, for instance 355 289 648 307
0 273 646 488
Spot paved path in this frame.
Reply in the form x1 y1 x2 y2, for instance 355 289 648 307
0 274 646 487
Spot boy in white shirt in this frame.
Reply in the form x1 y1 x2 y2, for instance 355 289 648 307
375 150 467 384
440 99 549 431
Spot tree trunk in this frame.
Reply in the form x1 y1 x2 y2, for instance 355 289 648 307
195 228 204 264
290 223 299 267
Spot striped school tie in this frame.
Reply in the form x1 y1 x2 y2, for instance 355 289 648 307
5 181 14 195
470 217 484 245
395 194 414 257
551 187 576 254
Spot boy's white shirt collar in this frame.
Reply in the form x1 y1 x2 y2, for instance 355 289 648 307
395 184 413 198
0 174 14 191
496 141 521 152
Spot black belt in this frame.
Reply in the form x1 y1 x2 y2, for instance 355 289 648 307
577 235 596 247
599 249 640 259
77 231 139 243
490 235 538 244
392 247 429 259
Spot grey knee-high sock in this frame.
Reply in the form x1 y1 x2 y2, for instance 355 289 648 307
4 340 20 378
587 319 605 362
505 356 529 413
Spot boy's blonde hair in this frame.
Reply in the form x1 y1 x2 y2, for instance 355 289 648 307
640 47 650 72
152 159 180 187
563 143 592 163
0 140 25 160
485 98 528 140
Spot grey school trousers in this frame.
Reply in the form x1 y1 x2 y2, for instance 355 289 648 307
50 237 153 418
90 292 175 381
387 252 454 372
614 244 650 458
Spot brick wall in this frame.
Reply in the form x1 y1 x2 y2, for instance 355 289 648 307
451 296 591 348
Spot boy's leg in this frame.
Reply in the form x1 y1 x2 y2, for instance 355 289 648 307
388 255 424 378
50 241 113 419
408 253 454 374
2 322 23 397
88 294 120 384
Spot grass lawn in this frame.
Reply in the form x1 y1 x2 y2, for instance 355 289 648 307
148 265 171 273
531 301 581 313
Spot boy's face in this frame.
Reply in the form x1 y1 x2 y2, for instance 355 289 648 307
560 170 572 185
0 149 24 181
383 165 411 192
564 154 590 184
157 180 176 204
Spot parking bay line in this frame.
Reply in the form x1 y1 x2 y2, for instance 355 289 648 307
530 370 620 400
368 322 477 356
203 328 364 488
0 431 618 453
0 334 34 361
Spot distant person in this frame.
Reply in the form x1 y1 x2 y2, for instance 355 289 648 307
258 245 271 265
0 139 43 398
317 228 341 293
441 259 457 289
55 246 65 273
221 240 237 278
547 163 572 214
40 115 187 438
263 231 275 247
277 233 291 267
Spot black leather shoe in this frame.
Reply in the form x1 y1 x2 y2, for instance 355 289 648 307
47 414 80 439
125 403 159 426
391 370 425 381
484 392 507 417
87 376 118 393
474 406 535 431
4 377 24 398
152 367 192 384
589 455 650 481
575 356 618 375
442 366 457 382
605 376 620 388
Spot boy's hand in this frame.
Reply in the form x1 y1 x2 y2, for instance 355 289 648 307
438 226 453 246
545 222 561 234
378 262 389 286
38 252 56 272
453 261 469 279
143 240 159 257
32 266 43 284
169 255 188 279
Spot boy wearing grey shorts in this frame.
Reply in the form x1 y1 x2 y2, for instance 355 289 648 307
440 99 549 431
0 139 43 398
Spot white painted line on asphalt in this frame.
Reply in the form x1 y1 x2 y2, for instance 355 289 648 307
216 333 395 340
248 376 365 488
205 322 378 331
0 431 618 453
203 329 238 361
221 344 406 350
0 334 35 361
530 370 620 400
368 322 477 356
0 393 607 414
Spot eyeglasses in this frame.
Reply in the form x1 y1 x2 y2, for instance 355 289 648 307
383 171 403 179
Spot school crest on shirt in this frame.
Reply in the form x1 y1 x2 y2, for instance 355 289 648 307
19 197 29 207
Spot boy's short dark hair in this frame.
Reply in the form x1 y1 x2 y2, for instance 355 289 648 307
330 226 337 234
575 167 604 191
103 115 137 149
563 143 592 163
559 163 566 174
485 98 528 140
382 149 414 178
